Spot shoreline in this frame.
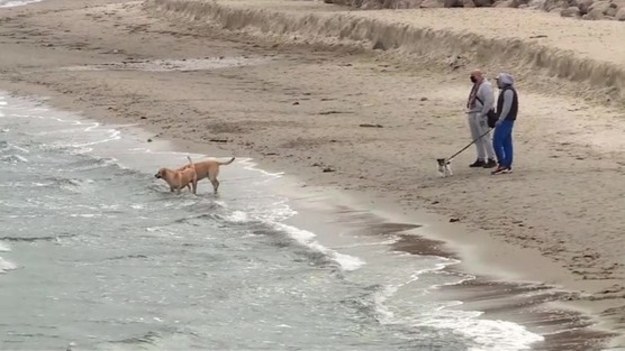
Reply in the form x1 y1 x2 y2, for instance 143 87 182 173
2 88 620 350
2 0 625 348
74 101 621 349
264 173 621 350
1 90 563 349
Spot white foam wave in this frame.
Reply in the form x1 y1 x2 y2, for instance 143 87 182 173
0 0 42 8
239 158 284 178
0 257 17 274
272 222 365 271
429 273 475 290
84 122 100 132
69 157 118 171
0 242 11 252
72 129 121 148
8 144 29 153
213 200 228 208
371 260 543 351
29 127 87 136
1 154 29 163
373 263 451 324
216 199 360 270
433 309 543 351
223 210 249 223
333 252 366 272
71 147 94 154
8 113 83 125
1 104 121 158
69 213 101 218
334 236 401 249
373 284 399 323
257 200 297 222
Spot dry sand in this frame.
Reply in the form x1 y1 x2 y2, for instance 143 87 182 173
1 0 625 348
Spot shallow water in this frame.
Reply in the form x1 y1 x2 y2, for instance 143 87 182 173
0 0 41 8
0 92 543 350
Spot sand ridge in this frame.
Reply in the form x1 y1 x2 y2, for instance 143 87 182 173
147 0 625 105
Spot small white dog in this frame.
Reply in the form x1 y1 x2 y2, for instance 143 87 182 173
436 158 453 177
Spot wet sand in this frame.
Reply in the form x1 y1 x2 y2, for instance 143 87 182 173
1 0 625 349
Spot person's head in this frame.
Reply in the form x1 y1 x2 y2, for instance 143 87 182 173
470 69 484 84
495 73 515 89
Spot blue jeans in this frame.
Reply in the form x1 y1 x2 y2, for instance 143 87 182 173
493 120 514 168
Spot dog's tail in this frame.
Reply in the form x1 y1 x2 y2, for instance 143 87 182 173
186 156 194 166
218 157 235 166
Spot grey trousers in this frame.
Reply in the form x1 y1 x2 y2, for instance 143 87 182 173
468 112 495 161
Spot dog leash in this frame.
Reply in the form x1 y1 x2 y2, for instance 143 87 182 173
446 128 492 161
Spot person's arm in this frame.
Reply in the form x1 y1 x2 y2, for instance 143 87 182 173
479 84 494 117
497 90 514 123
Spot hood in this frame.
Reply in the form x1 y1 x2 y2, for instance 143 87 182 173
496 73 515 87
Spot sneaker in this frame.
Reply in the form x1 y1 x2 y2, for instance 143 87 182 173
469 159 486 167
491 166 512 175
483 159 497 168
491 166 505 175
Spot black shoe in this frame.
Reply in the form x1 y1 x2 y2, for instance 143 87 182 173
483 159 497 168
469 159 486 167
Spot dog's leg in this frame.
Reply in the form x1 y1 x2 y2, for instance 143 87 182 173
208 172 219 194
191 174 198 195
211 179 219 194
174 173 182 194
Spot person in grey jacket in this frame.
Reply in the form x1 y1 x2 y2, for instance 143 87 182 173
466 69 497 168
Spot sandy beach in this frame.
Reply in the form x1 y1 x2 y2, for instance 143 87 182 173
2 0 625 349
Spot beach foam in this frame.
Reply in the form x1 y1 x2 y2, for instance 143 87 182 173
0 0 41 8
0 242 10 252
372 261 544 350
0 256 17 274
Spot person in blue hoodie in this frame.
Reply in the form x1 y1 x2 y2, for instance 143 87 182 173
491 73 518 175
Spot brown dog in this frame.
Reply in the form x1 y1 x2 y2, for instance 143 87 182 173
178 156 235 194
155 156 198 194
